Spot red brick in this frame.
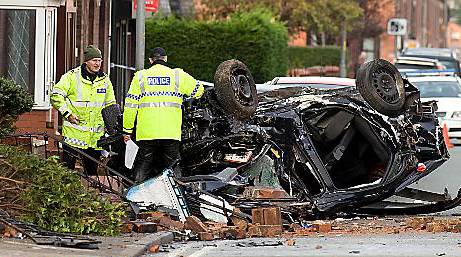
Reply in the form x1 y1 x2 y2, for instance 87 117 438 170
185 216 208 233
138 211 168 221
248 224 262 237
132 221 157 233
149 244 160 253
219 226 246 240
120 222 133 233
158 216 184 231
286 239 296 246
263 207 282 226
252 208 264 225
313 221 332 233
259 225 283 237
248 225 282 237
251 207 282 226
198 232 214 241
230 208 248 230
243 187 288 199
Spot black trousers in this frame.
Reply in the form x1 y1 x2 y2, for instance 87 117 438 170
62 144 101 176
134 139 180 183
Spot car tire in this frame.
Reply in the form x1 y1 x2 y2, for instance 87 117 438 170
214 59 258 120
356 59 406 117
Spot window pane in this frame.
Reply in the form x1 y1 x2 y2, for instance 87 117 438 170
0 9 36 96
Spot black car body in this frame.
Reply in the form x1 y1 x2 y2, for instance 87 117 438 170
100 59 455 219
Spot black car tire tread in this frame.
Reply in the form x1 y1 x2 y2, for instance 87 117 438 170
356 59 406 117
214 59 258 120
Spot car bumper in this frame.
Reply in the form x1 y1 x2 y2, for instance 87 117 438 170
442 119 461 138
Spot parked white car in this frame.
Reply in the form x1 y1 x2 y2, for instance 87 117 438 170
408 76 461 141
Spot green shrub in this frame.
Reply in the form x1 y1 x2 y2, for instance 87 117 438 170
0 144 126 235
288 46 340 69
145 9 289 83
0 77 34 136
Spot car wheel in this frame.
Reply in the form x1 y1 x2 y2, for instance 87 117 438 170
214 59 258 120
356 59 405 117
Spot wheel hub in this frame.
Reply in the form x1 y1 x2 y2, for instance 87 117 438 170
230 71 253 105
372 68 400 104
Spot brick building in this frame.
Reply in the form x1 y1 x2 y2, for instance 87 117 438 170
347 0 449 77
448 21 461 50
1 0 111 135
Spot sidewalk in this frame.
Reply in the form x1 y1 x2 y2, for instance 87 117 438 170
0 231 174 257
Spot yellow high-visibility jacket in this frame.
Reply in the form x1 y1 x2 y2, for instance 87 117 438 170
50 66 116 149
123 64 204 141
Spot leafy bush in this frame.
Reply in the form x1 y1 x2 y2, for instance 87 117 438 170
288 46 340 68
0 77 34 136
145 9 289 83
0 144 126 235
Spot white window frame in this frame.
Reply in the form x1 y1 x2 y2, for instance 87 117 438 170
0 3 58 110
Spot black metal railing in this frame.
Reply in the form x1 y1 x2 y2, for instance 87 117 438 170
0 133 134 196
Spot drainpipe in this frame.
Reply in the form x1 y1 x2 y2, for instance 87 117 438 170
136 0 145 70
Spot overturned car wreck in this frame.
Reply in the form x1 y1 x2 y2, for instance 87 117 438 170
100 59 456 223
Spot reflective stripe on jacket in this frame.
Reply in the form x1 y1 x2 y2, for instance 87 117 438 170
123 64 204 141
50 66 116 149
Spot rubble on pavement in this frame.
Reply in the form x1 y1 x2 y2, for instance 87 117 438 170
119 209 461 243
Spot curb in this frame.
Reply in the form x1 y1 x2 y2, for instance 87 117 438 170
119 231 175 257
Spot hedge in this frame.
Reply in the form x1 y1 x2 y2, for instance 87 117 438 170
145 10 288 83
0 77 33 136
288 46 340 69
0 145 126 235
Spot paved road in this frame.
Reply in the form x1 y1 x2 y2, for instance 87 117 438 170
153 233 461 257
410 146 461 197
391 146 461 214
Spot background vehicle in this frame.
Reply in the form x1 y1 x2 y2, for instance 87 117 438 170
401 48 461 76
394 56 445 76
408 76 461 142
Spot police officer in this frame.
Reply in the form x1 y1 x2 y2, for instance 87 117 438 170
123 47 204 183
51 45 116 175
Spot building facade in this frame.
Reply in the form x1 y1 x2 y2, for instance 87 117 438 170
1 0 111 134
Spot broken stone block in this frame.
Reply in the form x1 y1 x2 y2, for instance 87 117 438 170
132 222 157 233
185 216 208 233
